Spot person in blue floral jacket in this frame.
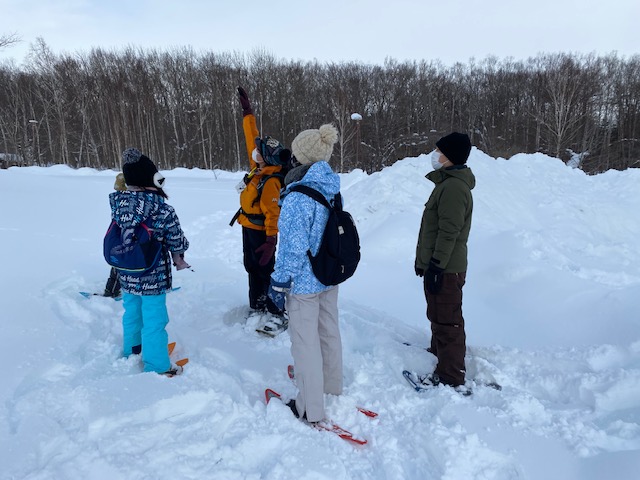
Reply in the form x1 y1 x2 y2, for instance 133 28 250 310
268 124 343 423
110 147 190 376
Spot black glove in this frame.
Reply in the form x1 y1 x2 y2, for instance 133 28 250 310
237 86 253 116
425 258 444 294
415 266 424 277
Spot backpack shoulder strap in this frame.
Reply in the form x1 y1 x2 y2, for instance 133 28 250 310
252 173 285 206
289 185 332 209
257 173 284 193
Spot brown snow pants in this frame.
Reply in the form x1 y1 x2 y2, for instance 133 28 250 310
425 272 467 386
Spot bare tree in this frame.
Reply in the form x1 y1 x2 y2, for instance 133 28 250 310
0 32 20 50
1 46 638 174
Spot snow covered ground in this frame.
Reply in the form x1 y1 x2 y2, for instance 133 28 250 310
1 149 639 479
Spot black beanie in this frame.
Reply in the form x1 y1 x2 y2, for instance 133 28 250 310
436 132 472 165
122 147 165 188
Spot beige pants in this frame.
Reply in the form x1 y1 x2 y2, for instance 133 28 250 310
287 287 342 422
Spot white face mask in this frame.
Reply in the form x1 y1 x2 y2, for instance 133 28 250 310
431 151 443 170
251 148 259 163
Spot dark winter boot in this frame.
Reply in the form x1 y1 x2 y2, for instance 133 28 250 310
286 399 307 421
160 363 184 377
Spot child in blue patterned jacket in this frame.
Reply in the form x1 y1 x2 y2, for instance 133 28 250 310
111 148 190 376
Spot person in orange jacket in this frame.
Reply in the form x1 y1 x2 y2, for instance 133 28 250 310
232 86 291 321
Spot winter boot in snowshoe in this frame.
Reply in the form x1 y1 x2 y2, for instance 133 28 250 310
161 363 184 377
261 312 288 334
419 373 471 396
286 399 309 422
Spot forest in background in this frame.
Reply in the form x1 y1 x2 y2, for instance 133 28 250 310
1 38 639 173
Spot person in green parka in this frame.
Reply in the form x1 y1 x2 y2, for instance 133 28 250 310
415 132 475 388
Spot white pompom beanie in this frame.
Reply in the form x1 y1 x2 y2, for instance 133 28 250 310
291 124 339 165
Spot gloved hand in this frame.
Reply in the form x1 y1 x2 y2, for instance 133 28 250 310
268 278 291 312
237 86 253 116
255 235 277 266
415 265 424 277
243 166 258 185
172 252 191 271
424 258 444 294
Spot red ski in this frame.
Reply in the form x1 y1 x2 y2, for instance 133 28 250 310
287 365 378 418
265 388 367 445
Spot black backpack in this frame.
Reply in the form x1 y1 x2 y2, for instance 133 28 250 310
288 185 361 286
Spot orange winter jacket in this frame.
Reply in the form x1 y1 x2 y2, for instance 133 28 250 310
237 114 283 237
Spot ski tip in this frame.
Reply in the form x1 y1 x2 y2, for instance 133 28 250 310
315 422 368 445
347 436 368 446
168 342 176 355
265 388 281 404
357 407 378 418
335 434 367 445
79 291 122 301
175 358 189 367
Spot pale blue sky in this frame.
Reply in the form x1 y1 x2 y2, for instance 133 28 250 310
1 0 638 65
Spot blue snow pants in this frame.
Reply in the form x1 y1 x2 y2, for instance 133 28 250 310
122 292 170 373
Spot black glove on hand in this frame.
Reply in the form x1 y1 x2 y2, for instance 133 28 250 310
237 86 253 116
425 259 444 294
415 266 424 277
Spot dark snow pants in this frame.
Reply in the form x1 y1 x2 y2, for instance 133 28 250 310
425 272 467 386
242 227 279 313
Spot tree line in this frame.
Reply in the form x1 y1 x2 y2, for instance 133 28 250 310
1 39 638 173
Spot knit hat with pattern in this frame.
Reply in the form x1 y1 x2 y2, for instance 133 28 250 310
255 136 291 167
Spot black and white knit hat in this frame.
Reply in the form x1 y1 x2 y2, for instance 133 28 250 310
121 147 165 188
